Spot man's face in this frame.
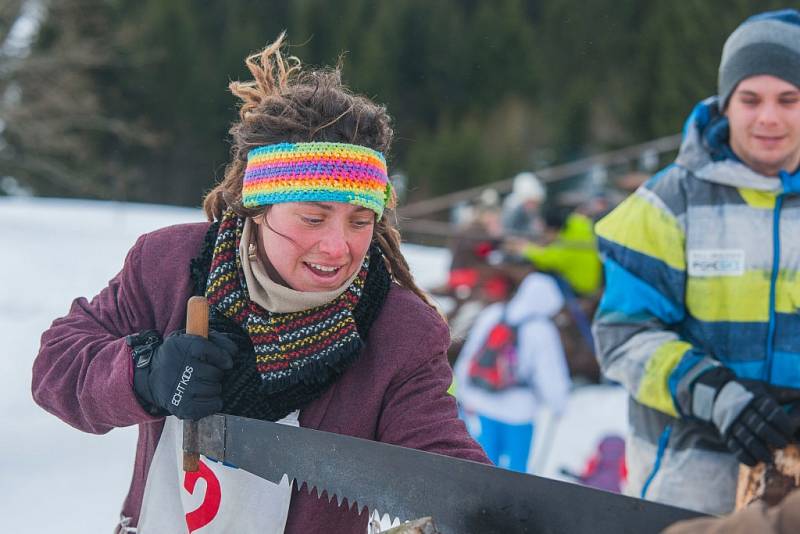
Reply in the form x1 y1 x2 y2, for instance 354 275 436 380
726 75 800 176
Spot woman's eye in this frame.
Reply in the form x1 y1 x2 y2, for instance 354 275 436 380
352 220 373 229
301 216 323 225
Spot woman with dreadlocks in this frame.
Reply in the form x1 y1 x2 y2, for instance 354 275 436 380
32 35 488 533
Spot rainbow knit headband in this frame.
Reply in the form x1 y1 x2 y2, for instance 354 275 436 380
242 142 391 218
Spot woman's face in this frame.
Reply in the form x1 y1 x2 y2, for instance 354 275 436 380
255 202 375 292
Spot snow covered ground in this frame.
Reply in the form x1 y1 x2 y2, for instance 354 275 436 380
0 197 626 533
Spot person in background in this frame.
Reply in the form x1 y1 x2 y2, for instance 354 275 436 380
440 189 513 360
448 188 505 277
502 171 547 239
502 203 603 383
454 272 571 473
593 9 800 515
508 204 602 298
31 34 488 534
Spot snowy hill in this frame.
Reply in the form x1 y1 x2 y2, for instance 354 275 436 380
0 197 626 533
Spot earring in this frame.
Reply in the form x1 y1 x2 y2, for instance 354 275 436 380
248 243 258 261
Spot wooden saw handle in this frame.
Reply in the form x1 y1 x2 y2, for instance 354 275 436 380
182 296 209 472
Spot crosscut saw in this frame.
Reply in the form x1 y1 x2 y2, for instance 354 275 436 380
187 414 704 533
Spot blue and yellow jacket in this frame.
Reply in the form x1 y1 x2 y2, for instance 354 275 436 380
592 97 800 514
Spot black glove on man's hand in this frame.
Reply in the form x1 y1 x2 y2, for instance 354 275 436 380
691 366 795 466
129 330 236 421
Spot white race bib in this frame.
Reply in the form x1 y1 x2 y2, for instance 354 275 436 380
137 412 299 534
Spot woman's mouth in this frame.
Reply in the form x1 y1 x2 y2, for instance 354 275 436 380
304 261 342 278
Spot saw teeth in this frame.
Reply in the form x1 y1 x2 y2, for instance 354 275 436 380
297 481 316 497
371 511 402 530
286 477 386 519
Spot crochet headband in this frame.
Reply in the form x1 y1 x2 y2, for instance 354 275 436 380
242 141 391 218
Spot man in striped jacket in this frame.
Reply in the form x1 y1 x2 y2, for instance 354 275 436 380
593 9 800 515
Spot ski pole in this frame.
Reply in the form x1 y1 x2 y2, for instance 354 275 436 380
182 296 208 472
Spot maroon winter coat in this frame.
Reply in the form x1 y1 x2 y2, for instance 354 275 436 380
31 222 489 533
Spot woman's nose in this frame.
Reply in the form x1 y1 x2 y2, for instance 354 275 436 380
317 224 349 257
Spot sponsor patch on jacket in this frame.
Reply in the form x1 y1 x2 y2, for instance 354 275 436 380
687 249 745 277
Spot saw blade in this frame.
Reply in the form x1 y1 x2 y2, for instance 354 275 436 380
194 414 703 534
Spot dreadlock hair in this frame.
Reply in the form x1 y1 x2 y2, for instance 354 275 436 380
203 33 435 309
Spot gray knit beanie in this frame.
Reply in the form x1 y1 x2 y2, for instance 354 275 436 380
718 9 800 110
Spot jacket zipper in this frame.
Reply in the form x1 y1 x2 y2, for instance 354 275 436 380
766 193 784 383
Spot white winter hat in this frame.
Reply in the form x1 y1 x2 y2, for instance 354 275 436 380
511 172 546 202
478 187 500 207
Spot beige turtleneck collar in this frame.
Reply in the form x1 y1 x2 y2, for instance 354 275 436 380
239 218 361 313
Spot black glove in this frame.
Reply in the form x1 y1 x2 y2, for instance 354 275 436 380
691 366 795 466
128 329 236 420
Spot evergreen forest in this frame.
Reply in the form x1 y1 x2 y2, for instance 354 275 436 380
0 0 787 205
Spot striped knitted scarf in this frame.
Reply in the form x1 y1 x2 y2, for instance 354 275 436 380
192 209 390 421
